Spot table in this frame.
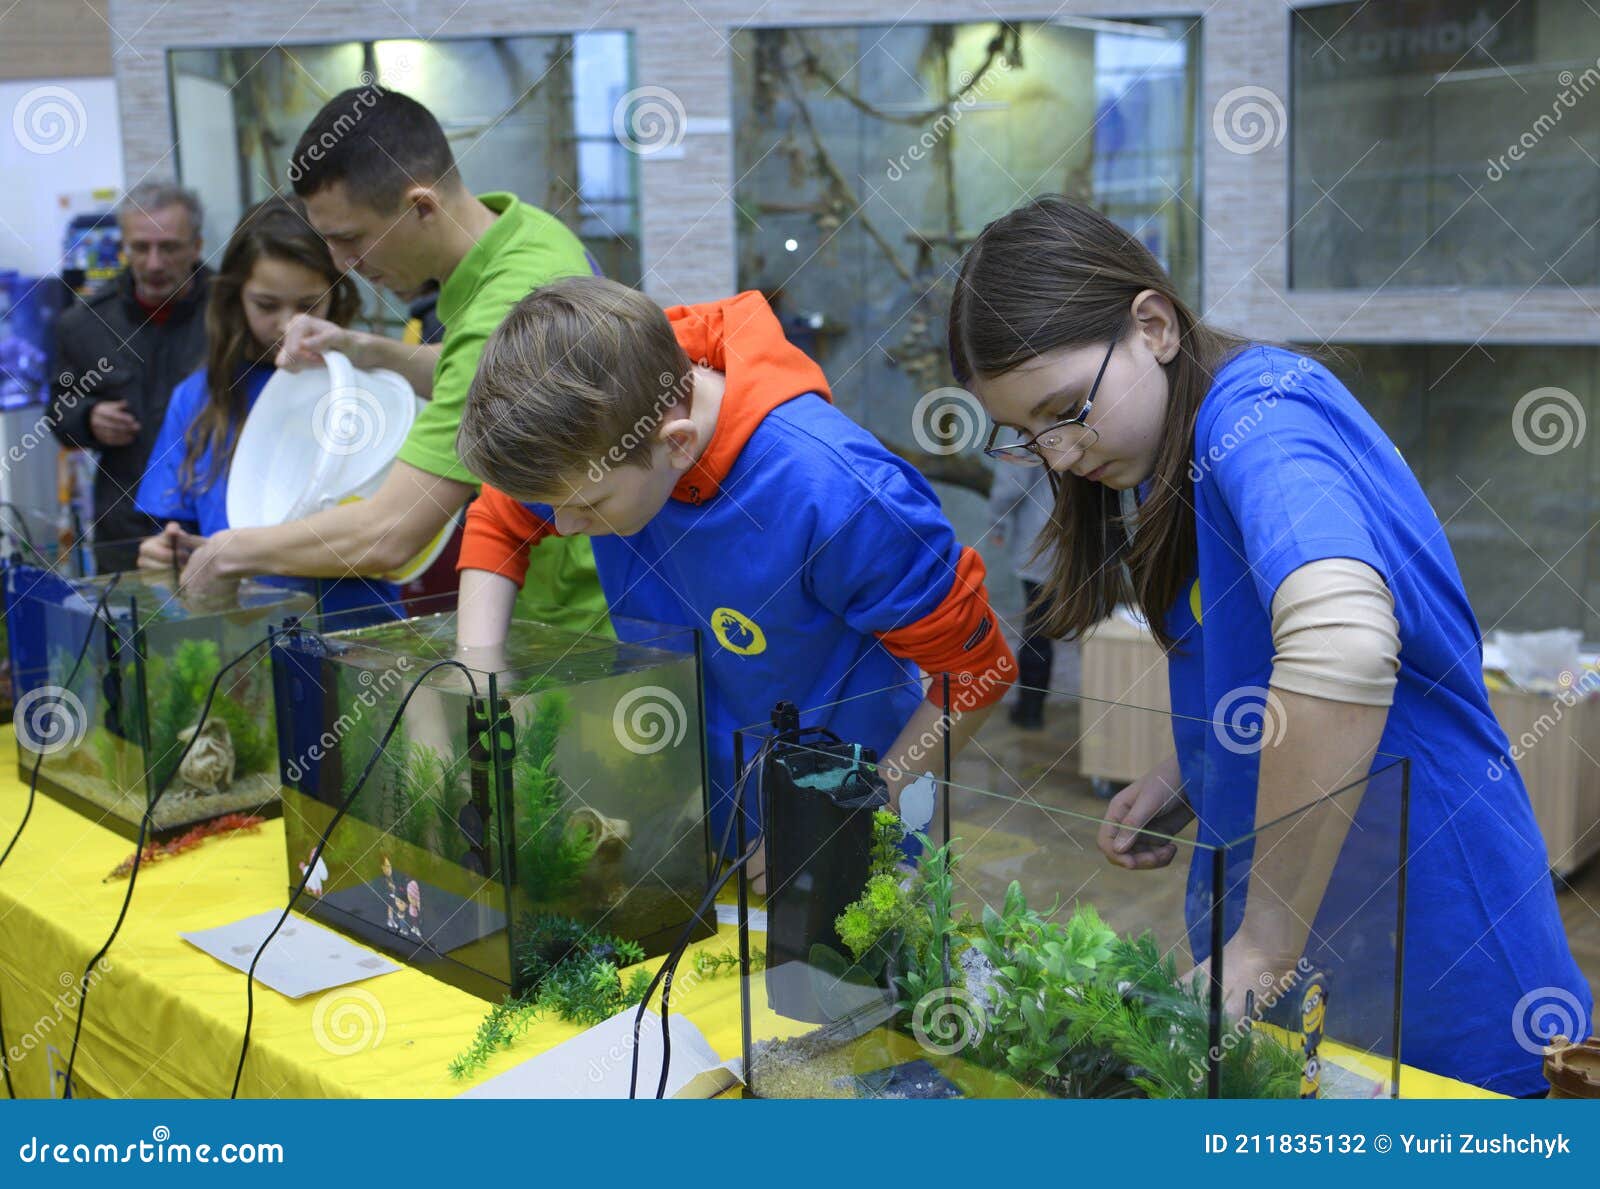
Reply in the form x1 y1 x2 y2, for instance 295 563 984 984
0 727 1495 1099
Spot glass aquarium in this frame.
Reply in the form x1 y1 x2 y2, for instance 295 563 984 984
272 611 713 1001
3 566 314 840
724 679 1407 1100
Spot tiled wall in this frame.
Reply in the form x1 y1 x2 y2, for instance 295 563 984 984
105 0 1591 340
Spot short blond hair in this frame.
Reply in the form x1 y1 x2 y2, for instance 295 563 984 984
458 276 691 496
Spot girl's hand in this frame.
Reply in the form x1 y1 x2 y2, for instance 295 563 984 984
1097 753 1189 870
276 313 349 372
137 521 203 572
1186 935 1307 1022
177 529 243 607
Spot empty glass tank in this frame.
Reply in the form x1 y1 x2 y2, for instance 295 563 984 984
3 566 313 840
272 611 712 1001
727 678 1407 1100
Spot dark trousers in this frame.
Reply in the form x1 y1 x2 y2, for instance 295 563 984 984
1017 580 1054 705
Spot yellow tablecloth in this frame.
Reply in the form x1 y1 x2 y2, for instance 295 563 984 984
0 732 1498 1099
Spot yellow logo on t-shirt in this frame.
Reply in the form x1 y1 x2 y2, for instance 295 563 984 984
1189 579 1203 626
711 606 767 656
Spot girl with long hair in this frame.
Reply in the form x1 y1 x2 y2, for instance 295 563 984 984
949 194 1589 1096
136 195 401 625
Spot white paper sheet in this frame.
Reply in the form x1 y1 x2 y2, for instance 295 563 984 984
180 909 399 998
714 903 767 931
458 1005 742 1099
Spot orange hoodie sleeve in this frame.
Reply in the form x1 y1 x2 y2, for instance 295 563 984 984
876 547 1017 714
458 484 559 585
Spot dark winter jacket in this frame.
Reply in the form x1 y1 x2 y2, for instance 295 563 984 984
49 266 213 571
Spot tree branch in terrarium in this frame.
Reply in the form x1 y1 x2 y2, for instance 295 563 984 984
786 25 1019 128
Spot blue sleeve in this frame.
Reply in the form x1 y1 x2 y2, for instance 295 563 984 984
135 370 204 524
1202 360 1390 613
804 448 963 635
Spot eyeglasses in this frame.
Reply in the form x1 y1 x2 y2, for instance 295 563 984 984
983 338 1117 468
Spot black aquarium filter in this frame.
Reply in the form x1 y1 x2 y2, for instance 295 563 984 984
760 701 889 1023
463 695 512 877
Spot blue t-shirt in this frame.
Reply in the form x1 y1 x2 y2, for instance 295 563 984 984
524 392 953 840
136 366 402 629
1165 344 1590 1095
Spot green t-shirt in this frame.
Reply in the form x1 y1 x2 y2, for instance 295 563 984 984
401 192 609 636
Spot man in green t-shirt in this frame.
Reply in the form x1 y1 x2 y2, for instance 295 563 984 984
175 86 607 634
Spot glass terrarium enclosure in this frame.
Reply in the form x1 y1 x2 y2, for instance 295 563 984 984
727 680 1407 1100
3 565 313 840
272 612 712 1001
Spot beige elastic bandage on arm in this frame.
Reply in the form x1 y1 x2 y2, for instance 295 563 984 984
1269 557 1400 707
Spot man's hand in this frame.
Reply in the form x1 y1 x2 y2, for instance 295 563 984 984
89 400 141 447
178 528 243 604
138 521 205 573
276 313 351 372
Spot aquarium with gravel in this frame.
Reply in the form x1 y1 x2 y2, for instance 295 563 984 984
271 611 712 1001
2 566 313 840
729 683 1408 1100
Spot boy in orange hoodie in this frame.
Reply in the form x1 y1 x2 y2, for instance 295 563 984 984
455 277 1014 839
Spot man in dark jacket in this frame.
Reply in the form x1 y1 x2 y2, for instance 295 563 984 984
49 182 212 572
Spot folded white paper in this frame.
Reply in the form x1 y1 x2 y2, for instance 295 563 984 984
458 1005 742 1099
181 909 399 998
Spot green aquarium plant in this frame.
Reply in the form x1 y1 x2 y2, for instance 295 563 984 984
834 810 936 970
691 946 766 979
450 912 653 1079
378 737 464 851
965 888 1301 1099
824 827 1304 1100
509 693 597 903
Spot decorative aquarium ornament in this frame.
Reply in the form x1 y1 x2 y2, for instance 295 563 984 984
567 806 630 859
176 717 235 794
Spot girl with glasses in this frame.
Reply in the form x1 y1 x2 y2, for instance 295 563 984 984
949 194 1588 1097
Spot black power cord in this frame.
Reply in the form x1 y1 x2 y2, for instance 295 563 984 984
230 657 480 1098
629 734 770 1100
62 632 276 1097
0 573 121 1099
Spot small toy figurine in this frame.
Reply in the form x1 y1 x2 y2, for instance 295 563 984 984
381 854 402 931
405 880 423 940
1299 972 1329 1100
299 846 328 896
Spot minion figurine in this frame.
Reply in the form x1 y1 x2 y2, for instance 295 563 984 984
1299 972 1329 1099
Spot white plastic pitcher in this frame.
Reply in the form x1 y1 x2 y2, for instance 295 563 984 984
226 351 451 582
